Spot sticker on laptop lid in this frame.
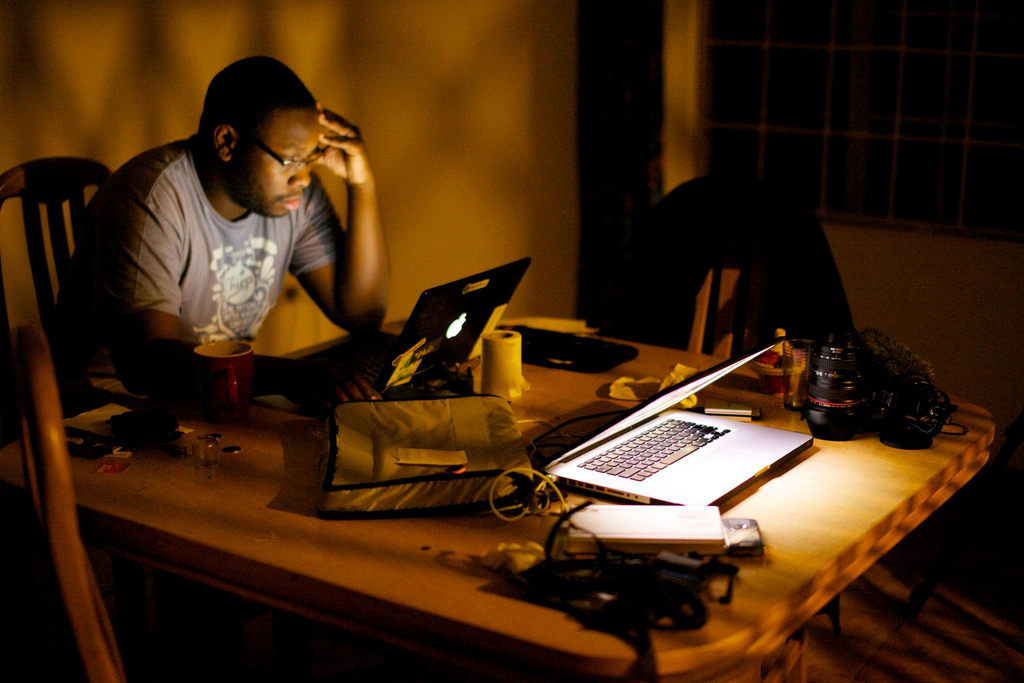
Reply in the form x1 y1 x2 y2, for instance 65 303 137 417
462 278 490 294
381 337 441 390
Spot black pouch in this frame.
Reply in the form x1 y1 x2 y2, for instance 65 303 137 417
108 408 180 446
510 326 638 373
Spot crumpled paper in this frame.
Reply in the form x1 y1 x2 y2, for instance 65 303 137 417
609 363 699 409
480 541 546 574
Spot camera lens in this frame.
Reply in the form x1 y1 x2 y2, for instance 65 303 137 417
803 332 865 441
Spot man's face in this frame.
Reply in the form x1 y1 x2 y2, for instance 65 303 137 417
226 106 321 218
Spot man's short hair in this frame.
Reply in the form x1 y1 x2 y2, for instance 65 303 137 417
198 56 315 138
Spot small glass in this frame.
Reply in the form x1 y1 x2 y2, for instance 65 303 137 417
783 339 814 411
191 434 220 479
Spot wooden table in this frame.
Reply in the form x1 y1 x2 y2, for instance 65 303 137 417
0 341 994 681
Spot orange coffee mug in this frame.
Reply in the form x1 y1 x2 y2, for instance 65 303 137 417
194 341 254 423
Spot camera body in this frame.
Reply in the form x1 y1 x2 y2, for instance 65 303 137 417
803 332 866 441
875 373 957 449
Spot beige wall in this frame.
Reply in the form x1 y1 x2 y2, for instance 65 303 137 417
824 225 1024 466
0 0 580 353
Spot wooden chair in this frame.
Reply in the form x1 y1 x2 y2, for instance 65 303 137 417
614 176 854 357
685 236 768 358
0 157 110 444
13 322 127 683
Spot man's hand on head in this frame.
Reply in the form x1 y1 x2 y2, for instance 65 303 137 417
316 104 373 186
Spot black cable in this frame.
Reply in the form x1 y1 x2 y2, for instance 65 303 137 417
543 501 593 562
531 409 627 445
942 423 969 436
529 409 628 466
529 500 715 683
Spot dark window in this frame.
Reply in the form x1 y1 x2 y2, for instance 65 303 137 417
705 0 1024 239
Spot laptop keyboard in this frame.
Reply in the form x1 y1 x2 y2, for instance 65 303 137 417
354 350 389 383
313 332 399 383
579 419 730 482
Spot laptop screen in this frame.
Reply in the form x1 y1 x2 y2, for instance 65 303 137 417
379 257 531 389
548 339 778 465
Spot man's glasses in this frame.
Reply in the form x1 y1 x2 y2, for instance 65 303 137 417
244 132 326 171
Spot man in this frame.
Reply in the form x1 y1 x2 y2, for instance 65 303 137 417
75 56 389 407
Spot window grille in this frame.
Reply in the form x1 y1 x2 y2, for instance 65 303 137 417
705 0 1024 239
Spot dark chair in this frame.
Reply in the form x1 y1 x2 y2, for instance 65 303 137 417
614 176 854 356
0 157 110 444
12 322 127 682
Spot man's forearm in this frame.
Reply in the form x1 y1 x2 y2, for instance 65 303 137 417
251 353 380 404
335 181 389 330
252 354 305 397
110 337 201 397
115 343 351 403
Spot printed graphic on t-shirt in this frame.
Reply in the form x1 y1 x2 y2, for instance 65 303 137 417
194 236 279 342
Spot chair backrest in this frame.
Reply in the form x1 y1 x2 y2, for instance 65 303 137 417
685 237 768 358
13 322 127 683
615 176 854 357
0 157 110 444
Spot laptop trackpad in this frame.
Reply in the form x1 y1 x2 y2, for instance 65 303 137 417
682 449 775 488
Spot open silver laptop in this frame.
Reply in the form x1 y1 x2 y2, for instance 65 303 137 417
544 340 813 505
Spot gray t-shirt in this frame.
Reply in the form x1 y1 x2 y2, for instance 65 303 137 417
89 140 339 343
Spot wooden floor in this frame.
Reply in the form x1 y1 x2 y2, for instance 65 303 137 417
804 469 1024 682
4 471 1023 682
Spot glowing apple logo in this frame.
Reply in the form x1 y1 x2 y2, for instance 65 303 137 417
446 313 467 339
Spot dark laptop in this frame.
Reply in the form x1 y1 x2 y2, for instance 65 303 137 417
545 340 813 505
317 258 530 393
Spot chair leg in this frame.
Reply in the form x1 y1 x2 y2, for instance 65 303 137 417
904 472 984 618
907 562 944 618
906 406 1024 617
816 594 841 636
154 571 247 681
112 556 150 680
905 474 990 618
272 609 313 681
